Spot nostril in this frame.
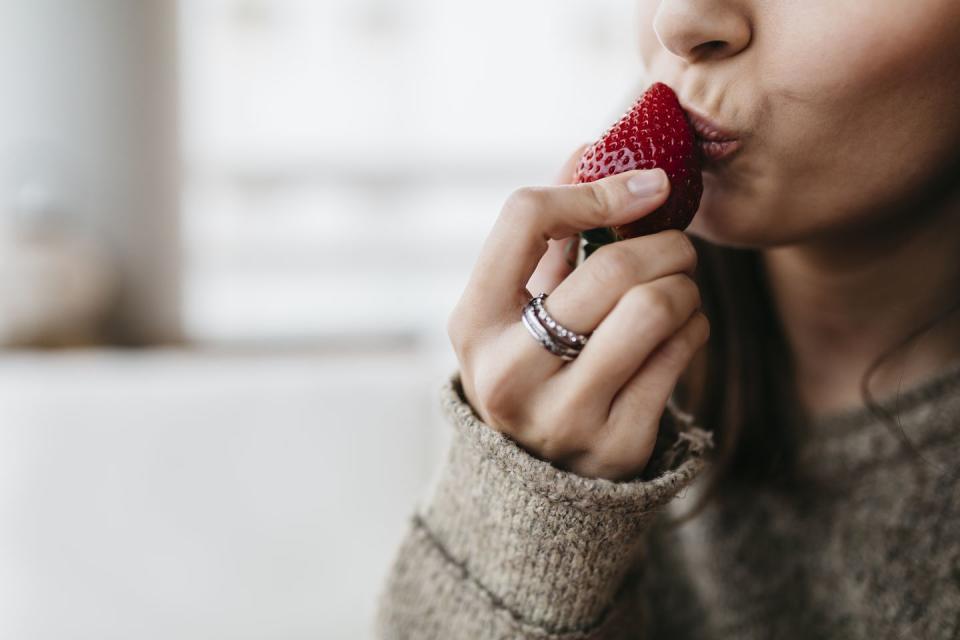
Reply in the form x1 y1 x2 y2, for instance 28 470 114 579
652 4 752 63
692 39 728 59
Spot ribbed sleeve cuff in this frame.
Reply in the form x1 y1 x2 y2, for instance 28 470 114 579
416 369 713 635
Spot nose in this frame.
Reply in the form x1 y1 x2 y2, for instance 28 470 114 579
653 0 751 63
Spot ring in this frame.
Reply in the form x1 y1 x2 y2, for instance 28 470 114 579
522 303 581 361
520 293 591 361
530 293 591 348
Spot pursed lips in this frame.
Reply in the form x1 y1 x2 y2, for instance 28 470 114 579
683 105 743 163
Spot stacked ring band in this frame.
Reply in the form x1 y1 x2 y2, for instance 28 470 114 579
520 292 591 361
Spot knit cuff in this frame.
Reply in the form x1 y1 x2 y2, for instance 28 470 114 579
417 369 713 635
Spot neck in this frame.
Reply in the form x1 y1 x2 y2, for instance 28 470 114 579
762 201 960 419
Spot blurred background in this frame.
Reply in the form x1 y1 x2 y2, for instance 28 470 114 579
0 1 641 637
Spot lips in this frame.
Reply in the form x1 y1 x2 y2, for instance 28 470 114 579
683 107 742 163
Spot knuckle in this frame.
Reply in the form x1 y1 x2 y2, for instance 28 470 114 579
583 182 615 224
675 273 702 308
546 405 588 444
590 243 637 286
624 285 675 329
527 391 599 461
502 187 546 226
528 424 579 461
667 230 698 272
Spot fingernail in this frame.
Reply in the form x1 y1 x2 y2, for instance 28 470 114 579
626 170 667 197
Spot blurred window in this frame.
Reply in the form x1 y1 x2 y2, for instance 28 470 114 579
179 0 638 345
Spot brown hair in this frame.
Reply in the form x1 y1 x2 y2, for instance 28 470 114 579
670 237 960 525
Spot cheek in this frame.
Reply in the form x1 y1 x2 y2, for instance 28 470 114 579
759 5 938 165
761 0 960 101
725 2 960 243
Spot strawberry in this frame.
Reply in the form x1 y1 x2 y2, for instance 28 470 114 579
575 82 702 250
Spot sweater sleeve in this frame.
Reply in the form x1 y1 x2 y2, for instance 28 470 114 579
374 369 714 639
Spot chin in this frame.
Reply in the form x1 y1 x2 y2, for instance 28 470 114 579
685 187 763 249
685 175 798 250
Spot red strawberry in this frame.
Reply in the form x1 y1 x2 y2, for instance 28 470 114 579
575 82 702 241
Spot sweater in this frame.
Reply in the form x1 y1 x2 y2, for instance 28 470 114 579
375 358 960 639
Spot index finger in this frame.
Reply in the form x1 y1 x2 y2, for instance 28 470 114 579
466 168 670 320
527 143 592 295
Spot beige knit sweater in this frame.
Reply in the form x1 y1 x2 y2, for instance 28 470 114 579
375 359 960 639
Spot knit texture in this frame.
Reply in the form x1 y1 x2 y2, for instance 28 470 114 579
375 360 960 638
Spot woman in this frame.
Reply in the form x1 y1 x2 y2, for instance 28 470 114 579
376 0 960 637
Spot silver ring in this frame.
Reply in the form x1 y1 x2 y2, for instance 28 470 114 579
522 303 580 361
520 293 590 361
530 293 591 348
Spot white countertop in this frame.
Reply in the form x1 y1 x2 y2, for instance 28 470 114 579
0 346 458 639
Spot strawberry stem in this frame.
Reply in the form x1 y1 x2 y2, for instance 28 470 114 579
580 227 618 262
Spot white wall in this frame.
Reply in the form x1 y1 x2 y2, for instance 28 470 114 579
180 0 643 344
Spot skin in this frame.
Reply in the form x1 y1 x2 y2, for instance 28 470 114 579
639 0 960 414
448 0 960 480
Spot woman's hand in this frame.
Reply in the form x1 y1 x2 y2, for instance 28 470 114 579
446 149 709 481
